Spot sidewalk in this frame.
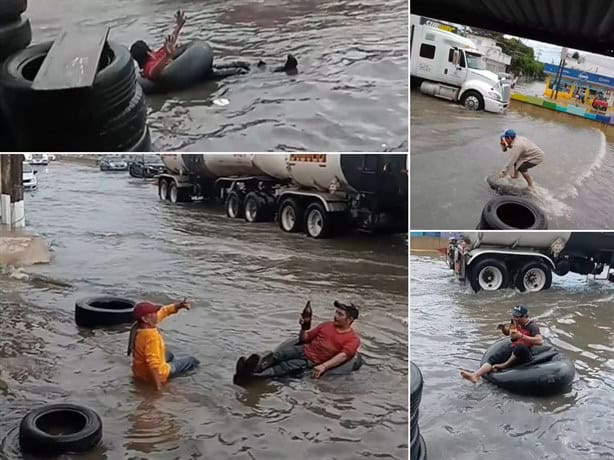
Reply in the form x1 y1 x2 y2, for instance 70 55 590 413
0 227 50 266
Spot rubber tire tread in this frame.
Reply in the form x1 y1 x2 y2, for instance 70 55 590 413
0 0 27 24
0 16 31 61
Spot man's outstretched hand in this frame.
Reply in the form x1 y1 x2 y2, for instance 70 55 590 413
174 298 191 311
175 10 187 28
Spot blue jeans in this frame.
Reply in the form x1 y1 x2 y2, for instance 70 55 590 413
165 350 199 378
253 345 314 378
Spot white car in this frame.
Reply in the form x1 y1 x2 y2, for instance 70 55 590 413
48 154 57 161
22 162 38 190
31 153 49 165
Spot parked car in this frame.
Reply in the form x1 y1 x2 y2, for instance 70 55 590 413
129 154 166 178
48 154 57 161
30 153 48 166
22 162 38 190
100 157 128 171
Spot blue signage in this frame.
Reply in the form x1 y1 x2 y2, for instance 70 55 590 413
544 63 614 89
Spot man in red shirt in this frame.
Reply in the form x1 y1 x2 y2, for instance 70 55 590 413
130 10 187 81
233 301 361 384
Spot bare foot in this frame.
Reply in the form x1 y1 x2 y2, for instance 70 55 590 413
460 370 479 384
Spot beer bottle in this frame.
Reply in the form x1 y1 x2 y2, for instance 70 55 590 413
301 301 312 330
509 319 517 338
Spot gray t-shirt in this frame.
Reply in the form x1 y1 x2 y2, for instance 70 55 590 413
502 135 544 175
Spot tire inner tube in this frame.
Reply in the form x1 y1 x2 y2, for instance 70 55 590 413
480 339 575 396
486 174 529 196
273 337 364 376
75 296 135 328
137 40 213 94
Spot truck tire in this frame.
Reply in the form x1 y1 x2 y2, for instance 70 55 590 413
468 257 509 292
75 296 135 328
278 197 303 232
0 0 27 23
0 16 31 61
19 403 102 456
169 181 191 203
515 261 552 292
225 190 244 218
460 90 484 111
159 179 169 201
243 191 273 223
304 201 332 239
481 196 547 230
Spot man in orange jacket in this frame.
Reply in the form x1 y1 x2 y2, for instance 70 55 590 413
128 299 199 390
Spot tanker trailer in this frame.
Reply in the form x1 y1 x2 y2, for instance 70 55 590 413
449 232 614 293
158 153 408 239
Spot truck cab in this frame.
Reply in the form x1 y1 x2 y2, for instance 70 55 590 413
410 15 510 113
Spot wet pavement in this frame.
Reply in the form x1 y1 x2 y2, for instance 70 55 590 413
410 88 614 229
411 254 614 460
0 160 408 459
26 0 408 152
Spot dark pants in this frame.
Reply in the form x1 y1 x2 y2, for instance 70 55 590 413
253 345 315 378
487 341 532 366
165 350 199 379
517 162 538 173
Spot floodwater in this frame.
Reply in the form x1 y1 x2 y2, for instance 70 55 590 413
25 0 408 152
411 255 614 460
410 88 614 229
0 160 408 459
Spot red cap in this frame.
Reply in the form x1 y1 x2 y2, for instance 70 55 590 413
133 302 161 320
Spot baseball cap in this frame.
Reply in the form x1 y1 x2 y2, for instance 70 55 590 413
134 302 161 320
333 300 359 320
503 129 516 139
511 304 528 317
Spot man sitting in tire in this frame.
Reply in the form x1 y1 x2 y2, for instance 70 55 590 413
130 10 186 80
233 301 361 384
498 129 544 192
460 304 543 384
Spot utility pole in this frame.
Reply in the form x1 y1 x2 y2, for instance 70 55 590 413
0 154 25 228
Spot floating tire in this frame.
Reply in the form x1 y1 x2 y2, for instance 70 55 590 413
75 296 135 328
410 362 423 418
278 197 303 233
0 16 31 61
19 403 103 456
479 196 547 230
0 0 27 23
410 362 426 460
468 257 509 292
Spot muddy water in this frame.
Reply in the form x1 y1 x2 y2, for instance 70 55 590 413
0 160 408 459
25 0 408 152
411 255 614 459
410 89 614 229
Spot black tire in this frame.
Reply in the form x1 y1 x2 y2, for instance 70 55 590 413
410 408 419 443
19 403 102 456
169 181 191 203
0 0 27 23
130 126 151 152
468 257 509 293
243 191 273 223
410 362 423 418
159 179 169 200
481 196 547 230
460 89 484 111
0 40 138 151
278 197 303 233
515 261 552 292
129 163 140 178
0 17 31 61
225 190 244 218
304 201 332 239
75 296 135 328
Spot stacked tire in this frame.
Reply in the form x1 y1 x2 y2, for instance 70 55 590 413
410 362 427 460
0 0 31 150
0 40 151 151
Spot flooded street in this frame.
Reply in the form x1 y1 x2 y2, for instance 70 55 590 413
26 0 408 151
410 89 614 229
411 255 614 459
0 160 408 459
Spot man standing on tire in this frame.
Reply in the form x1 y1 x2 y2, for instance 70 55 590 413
498 129 544 192
233 301 361 384
460 305 543 384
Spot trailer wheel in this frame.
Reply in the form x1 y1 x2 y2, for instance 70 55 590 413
244 192 273 223
460 90 484 111
169 182 191 203
159 179 169 201
278 197 303 233
469 257 509 292
225 191 244 218
515 261 552 292
304 202 332 239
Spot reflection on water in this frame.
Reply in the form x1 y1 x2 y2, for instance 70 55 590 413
0 161 408 459
411 255 614 460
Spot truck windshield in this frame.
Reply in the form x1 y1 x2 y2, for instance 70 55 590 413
466 52 487 70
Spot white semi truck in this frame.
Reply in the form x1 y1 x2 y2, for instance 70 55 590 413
410 15 510 113
158 154 408 239
448 232 614 292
